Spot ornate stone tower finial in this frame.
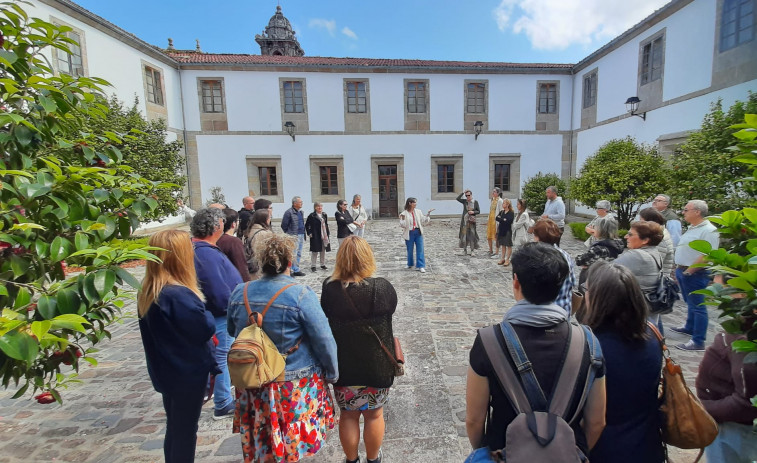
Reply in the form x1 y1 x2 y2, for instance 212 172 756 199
195 39 202 52
167 38 174 50
255 5 304 56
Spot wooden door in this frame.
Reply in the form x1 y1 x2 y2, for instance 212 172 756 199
378 165 398 217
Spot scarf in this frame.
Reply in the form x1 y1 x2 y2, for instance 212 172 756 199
319 214 329 246
503 299 569 327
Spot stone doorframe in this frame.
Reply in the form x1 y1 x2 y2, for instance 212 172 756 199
370 155 405 219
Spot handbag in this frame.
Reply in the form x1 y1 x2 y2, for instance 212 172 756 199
341 285 405 376
647 323 718 462
644 259 680 314
571 290 586 323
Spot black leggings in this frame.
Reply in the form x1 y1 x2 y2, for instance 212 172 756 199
161 377 207 463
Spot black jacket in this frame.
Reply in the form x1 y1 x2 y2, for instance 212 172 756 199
305 212 331 252
335 210 354 238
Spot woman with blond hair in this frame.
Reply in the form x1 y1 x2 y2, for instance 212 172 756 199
138 229 218 463
227 233 338 463
486 188 504 257
321 236 398 463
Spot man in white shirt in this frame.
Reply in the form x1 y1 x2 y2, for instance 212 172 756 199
670 200 719 351
541 186 566 246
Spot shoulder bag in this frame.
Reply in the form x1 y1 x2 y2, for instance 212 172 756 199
645 258 680 315
647 322 718 462
341 283 404 376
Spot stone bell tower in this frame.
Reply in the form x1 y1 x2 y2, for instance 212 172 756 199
255 5 304 57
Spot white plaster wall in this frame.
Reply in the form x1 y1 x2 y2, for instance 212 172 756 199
489 74 534 131
570 0 719 128
369 75 404 131
195 133 563 218
660 0 716 100
576 79 757 169
430 75 463 131
305 73 344 131
27 1 183 130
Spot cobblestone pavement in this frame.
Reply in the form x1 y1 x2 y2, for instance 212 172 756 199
0 217 720 462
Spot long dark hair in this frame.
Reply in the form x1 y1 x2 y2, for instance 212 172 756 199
584 261 649 341
516 198 527 220
404 197 417 211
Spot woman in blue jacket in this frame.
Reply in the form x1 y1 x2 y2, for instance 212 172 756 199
227 233 338 463
138 229 218 463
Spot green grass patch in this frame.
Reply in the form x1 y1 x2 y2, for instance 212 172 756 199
568 221 627 241
568 222 590 241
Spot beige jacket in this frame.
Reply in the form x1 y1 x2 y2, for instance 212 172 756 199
399 209 430 240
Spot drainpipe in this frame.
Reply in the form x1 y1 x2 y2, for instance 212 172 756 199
176 65 193 208
567 72 576 215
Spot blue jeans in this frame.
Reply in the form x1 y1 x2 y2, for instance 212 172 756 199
405 229 425 269
213 316 234 411
705 421 757 462
292 234 305 272
675 268 710 346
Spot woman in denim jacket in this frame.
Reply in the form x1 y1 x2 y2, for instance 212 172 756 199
227 233 338 463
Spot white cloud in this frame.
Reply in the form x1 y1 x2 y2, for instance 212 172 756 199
341 27 358 40
492 0 670 50
309 18 336 36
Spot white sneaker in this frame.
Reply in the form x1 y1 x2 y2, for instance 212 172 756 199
419 268 426 273
406 265 413 269
490 254 499 259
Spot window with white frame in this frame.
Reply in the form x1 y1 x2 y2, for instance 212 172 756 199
466 82 486 113
200 80 224 113
283 81 304 113
346 81 367 113
56 29 84 76
583 72 597 108
407 81 427 113
720 0 754 51
145 66 164 106
538 83 557 114
640 36 664 85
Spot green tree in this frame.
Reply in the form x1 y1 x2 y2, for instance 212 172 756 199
82 96 185 221
692 114 757 413
570 137 668 229
521 172 568 216
0 3 167 402
670 92 757 213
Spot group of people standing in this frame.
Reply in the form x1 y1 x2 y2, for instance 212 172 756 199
139 200 398 463
151 189 754 462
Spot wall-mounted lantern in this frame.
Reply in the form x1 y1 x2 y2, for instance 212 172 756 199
284 121 296 141
624 97 646 121
474 120 484 140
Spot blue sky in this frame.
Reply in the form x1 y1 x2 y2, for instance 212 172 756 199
73 0 671 64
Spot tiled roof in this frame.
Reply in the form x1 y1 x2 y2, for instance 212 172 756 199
166 52 573 70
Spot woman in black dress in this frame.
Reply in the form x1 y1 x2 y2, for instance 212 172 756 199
496 198 515 266
335 199 354 246
305 202 331 272
321 236 398 463
584 261 664 463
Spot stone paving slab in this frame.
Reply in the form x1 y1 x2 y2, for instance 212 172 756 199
0 217 720 462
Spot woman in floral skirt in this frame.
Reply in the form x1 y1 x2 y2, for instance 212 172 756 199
321 236 398 463
227 233 339 463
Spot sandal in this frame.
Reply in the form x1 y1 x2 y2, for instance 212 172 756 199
498 260 506 265
504 259 510 266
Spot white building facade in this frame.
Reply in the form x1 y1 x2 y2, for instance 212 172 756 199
27 0 757 218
